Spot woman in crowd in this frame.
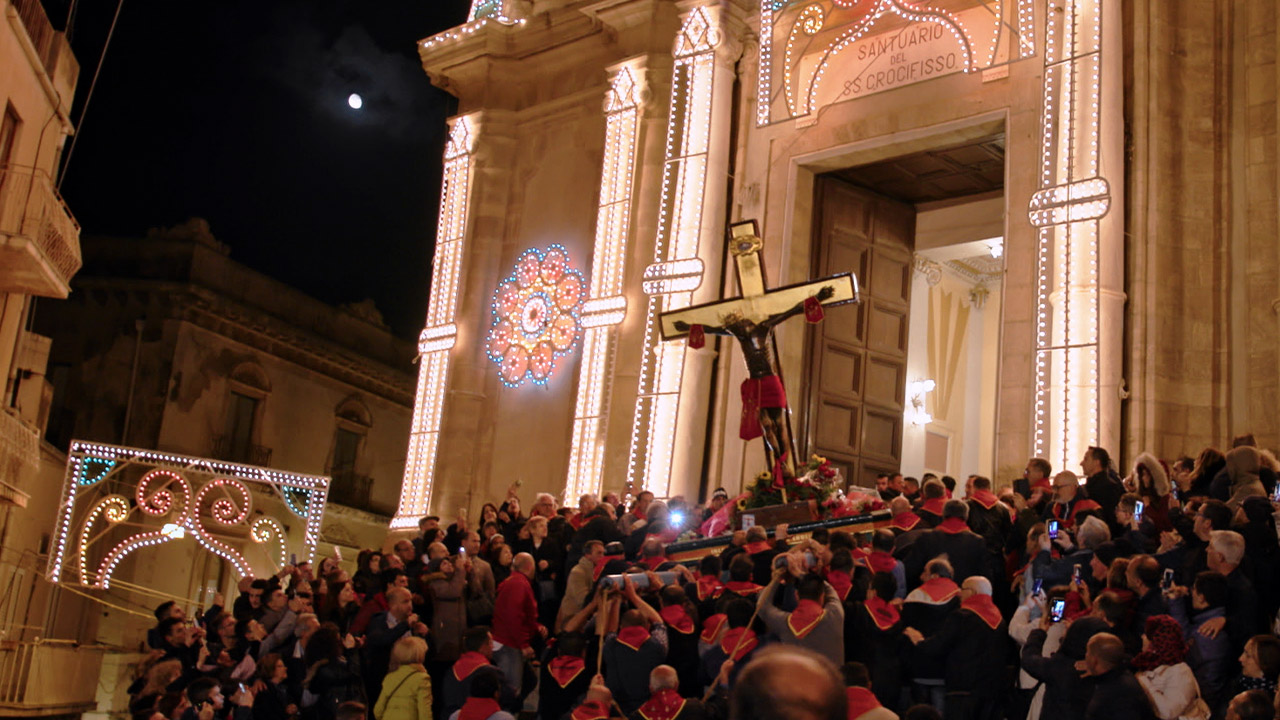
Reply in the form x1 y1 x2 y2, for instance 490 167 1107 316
325 581 361 636
489 543 513 587
426 556 468 664
1186 448 1226 499
302 625 363 720
373 636 431 720
1129 453 1174 532
252 653 296 720
129 659 183 716
1132 614 1209 720
1225 634 1280 716
353 551 383 597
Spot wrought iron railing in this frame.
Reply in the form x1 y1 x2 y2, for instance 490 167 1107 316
328 470 392 514
210 434 273 467
8 0 62 76
0 165 82 286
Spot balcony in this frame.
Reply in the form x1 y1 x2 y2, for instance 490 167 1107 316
0 165 82 298
329 470 393 515
0 408 38 508
0 640 107 715
210 434 273 467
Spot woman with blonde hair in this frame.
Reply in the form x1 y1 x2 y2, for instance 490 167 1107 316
374 635 432 720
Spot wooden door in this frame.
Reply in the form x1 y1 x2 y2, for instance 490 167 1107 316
804 176 915 489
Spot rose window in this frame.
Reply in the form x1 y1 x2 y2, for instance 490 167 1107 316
486 245 585 387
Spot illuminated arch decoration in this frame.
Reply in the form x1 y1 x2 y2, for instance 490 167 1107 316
48 441 328 590
756 0 1036 126
486 245 585 387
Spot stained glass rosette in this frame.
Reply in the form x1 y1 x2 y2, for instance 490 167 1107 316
486 245 586 386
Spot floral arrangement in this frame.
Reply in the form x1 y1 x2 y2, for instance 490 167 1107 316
735 454 845 512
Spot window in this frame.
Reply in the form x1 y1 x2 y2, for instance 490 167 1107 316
0 105 19 168
332 428 360 476
225 391 258 463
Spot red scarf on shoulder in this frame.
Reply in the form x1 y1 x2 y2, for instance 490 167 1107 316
969 489 999 509
867 550 896 574
696 575 724 602
616 625 651 651
458 698 503 720
827 570 853 601
548 655 585 688
701 614 727 644
936 518 970 534
724 581 762 597
660 604 695 635
916 577 960 603
919 498 946 517
787 599 826 638
890 511 920 532
864 596 900 630
961 594 1002 630
636 689 686 720
720 627 758 661
744 540 773 556
452 651 489 681
846 687 882 719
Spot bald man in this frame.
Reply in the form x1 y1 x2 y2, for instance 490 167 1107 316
729 645 846 720
1080 633 1153 720
491 552 545 696
904 576 1006 719
628 665 705 720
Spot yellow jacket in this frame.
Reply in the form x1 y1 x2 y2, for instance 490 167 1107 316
373 665 432 720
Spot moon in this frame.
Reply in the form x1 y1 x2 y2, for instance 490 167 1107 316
347 93 363 110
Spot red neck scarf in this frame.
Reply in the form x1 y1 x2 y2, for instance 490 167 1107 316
695 575 724 602
458 698 503 720
701 614 727 644
640 555 666 570
616 625 651 651
916 577 960 603
864 596 900 630
660 604 695 634
960 594 1002 630
571 700 611 720
636 689 686 720
828 570 853 601
920 498 946 516
633 506 647 520
868 550 896 574
724 581 762 597
452 651 489 681
937 518 969 534
548 655 586 688
846 687 882 719
593 555 622 582
787 599 826 638
569 513 586 530
744 540 773 556
890 512 920 532
720 627 758 661
1031 478 1053 492
969 489 999 509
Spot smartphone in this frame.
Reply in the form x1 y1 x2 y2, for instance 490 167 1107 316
1032 578 1044 596
1048 520 1060 540
1272 482 1280 502
1071 564 1081 584
459 546 467 556
1134 501 1145 523
238 683 248 695
289 552 297 566
1049 598 1066 623
1161 567 1174 590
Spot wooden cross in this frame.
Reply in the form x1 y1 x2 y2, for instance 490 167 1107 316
658 220 859 480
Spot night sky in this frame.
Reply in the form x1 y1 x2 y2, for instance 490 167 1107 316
47 0 473 339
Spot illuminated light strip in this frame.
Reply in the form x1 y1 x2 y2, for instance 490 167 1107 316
1030 0 1108 472
419 323 458 353
196 478 252 525
580 296 628 328
641 258 706 295
95 531 176 589
77 495 130 585
626 6 721 498
251 516 288 568
422 15 527 51
186 515 252 580
393 116 479 529
784 5 827 116
757 1 775 126
564 66 644 501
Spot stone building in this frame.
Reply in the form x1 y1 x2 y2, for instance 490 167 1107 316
392 0 1279 524
0 0 98 713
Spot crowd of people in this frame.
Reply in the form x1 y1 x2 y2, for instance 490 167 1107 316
127 435 1280 720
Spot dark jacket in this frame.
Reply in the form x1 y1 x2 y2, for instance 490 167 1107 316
1021 618 1110 720
1085 471 1125 525
911 603 1008 697
1083 666 1155 720
1170 602 1231 711
904 524 996 587
252 681 292 720
1132 589 1170 631
362 613 411 704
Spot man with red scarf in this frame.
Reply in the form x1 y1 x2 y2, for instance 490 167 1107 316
900 558 960 710
845 572 909 712
538 632 594 720
965 475 1013 556
603 577 669 715
451 667 516 720
443 627 507 718
904 576 1007 720
756 554 845 668
843 661 898 720
903 500 996 590
1045 471 1102 531
629 665 704 720
620 491 655 535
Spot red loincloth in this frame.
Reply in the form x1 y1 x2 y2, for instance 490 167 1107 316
740 376 788 440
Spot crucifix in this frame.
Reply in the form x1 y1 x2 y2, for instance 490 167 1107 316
659 220 859 482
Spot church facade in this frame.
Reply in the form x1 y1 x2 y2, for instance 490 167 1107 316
393 0 1279 525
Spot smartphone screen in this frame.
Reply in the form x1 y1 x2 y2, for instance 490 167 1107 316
1050 598 1066 622
1048 520 1059 539
1072 564 1081 584
1161 568 1174 590
1032 578 1043 596
1134 500 1145 522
